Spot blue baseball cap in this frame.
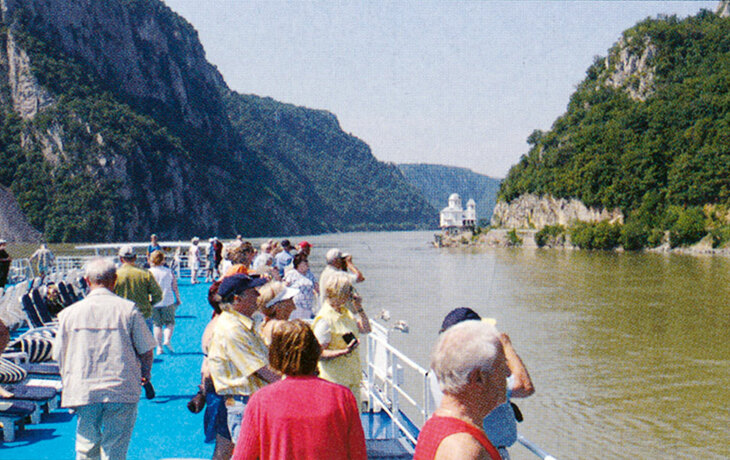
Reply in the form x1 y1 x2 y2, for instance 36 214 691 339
218 274 267 301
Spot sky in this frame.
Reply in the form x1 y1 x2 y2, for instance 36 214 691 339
163 1 718 178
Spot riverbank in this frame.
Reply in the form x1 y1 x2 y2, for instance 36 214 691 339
435 229 730 256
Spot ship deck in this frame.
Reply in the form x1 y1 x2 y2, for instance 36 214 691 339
2 278 415 459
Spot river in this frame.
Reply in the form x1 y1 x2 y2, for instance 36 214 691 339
297 230 728 459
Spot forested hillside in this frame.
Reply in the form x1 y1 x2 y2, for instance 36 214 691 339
0 0 433 242
499 9 730 248
398 164 500 223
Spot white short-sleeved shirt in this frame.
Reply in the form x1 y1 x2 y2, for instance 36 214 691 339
53 288 156 407
149 265 176 307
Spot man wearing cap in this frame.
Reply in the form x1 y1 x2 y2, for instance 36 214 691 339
0 239 11 288
207 274 281 444
273 239 295 278
319 248 364 303
425 308 535 460
115 245 163 331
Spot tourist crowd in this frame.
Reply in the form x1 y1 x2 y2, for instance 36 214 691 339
0 235 535 459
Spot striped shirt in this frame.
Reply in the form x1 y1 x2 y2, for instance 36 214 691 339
207 309 269 396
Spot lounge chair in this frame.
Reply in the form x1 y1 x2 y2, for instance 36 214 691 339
0 399 36 442
30 289 54 325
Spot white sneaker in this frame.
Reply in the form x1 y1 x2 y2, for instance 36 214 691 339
155 346 164 356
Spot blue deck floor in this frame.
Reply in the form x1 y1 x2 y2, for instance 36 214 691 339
2 278 415 459
4 279 220 459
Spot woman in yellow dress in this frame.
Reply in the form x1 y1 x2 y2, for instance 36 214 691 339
312 272 371 396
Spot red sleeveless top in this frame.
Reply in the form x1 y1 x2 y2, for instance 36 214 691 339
413 416 501 460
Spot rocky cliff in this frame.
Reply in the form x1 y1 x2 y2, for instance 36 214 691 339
0 0 433 242
491 194 624 229
0 185 41 242
497 7 730 245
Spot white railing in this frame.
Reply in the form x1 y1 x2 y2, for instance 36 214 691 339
364 321 431 447
9 258 33 283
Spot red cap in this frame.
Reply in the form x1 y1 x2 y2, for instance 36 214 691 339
298 241 312 249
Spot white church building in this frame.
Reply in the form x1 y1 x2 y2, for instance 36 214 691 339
439 193 476 232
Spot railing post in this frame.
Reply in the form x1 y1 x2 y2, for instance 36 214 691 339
390 354 399 439
366 332 374 411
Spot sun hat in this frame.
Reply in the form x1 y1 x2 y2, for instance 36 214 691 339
265 286 300 308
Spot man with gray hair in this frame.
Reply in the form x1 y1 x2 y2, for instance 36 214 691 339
319 248 364 304
53 258 156 460
414 320 507 460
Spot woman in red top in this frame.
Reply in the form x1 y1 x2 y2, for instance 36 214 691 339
232 320 366 460
414 320 508 460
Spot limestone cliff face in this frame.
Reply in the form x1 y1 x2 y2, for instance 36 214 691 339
0 0 434 241
2 30 54 120
717 1 730 18
604 36 657 102
491 194 624 229
1 0 229 140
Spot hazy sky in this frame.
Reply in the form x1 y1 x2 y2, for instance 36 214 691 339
163 1 717 178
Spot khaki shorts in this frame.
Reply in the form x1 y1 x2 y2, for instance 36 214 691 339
151 305 176 326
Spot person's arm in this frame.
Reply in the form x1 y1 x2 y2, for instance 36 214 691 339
139 349 153 381
313 317 359 360
344 255 365 282
352 295 371 334
254 365 281 384
435 433 491 460
320 339 359 359
171 276 181 307
148 274 163 306
0 319 9 354
500 332 535 398
347 389 368 460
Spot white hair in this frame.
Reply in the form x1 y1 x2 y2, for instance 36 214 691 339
430 320 501 395
85 257 117 285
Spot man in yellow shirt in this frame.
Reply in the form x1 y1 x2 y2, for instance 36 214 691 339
207 274 280 443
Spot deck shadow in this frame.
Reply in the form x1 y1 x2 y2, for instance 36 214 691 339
150 394 198 405
4 428 59 446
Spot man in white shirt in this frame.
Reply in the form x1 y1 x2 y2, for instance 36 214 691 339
53 258 156 460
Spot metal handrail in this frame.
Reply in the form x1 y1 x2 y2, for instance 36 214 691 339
364 321 430 448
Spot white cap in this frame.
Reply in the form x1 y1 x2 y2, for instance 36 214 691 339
265 286 299 308
118 245 135 258
325 248 350 264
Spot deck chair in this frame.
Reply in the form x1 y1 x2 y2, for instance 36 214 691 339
20 294 45 330
30 289 54 325
6 335 55 364
0 399 35 441
1 384 58 424
57 282 76 307
0 357 60 436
